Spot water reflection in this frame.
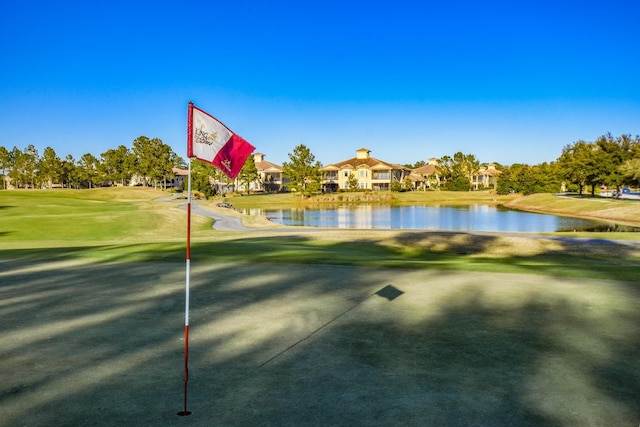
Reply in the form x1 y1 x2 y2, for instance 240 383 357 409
243 204 638 233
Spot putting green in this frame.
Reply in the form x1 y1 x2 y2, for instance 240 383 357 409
1 259 637 425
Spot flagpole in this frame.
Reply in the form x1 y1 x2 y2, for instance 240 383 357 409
178 157 193 417
177 101 254 416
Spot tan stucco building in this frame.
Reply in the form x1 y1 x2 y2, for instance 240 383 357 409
249 152 285 192
320 148 411 191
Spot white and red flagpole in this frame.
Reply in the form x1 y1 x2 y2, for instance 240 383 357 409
178 157 193 417
178 101 255 416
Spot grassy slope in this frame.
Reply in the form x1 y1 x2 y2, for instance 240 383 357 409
0 188 211 247
505 193 640 225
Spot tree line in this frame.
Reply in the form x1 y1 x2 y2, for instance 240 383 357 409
0 136 183 190
2 133 639 195
556 133 640 195
281 134 639 196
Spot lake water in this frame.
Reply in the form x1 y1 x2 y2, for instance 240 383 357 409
243 204 636 232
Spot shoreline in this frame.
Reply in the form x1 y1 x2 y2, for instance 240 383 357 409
504 194 640 228
221 191 640 230
218 201 640 232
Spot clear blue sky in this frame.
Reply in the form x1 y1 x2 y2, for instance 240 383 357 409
1 0 639 167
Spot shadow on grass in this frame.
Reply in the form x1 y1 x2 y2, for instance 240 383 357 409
1 230 639 282
0 251 639 425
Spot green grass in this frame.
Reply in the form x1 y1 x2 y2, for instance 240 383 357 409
225 189 517 209
1 188 639 281
1 188 639 425
0 188 212 243
506 193 640 225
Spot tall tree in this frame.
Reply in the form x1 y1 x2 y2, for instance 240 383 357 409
438 152 476 191
618 134 640 188
39 146 61 188
190 160 217 197
78 153 99 188
20 145 40 188
558 134 638 195
456 152 479 189
496 166 514 195
132 136 174 188
591 133 637 192
346 172 359 191
153 141 174 190
237 155 260 194
619 159 640 187
132 136 154 186
282 144 322 196
60 155 79 189
557 140 594 195
0 146 9 189
533 162 563 193
404 160 426 169
101 145 134 186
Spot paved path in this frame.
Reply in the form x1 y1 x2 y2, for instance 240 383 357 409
157 196 254 231
188 203 251 231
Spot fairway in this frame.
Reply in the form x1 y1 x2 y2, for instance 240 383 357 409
1 259 638 425
1 188 639 425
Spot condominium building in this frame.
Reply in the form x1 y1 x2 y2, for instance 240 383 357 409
320 148 411 191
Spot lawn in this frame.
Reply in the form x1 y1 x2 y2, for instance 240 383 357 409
506 193 640 226
0 188 639 425
1 188 640 280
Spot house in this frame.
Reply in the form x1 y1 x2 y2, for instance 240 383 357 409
410 158 441 190
251 152 285 192
171 167 189 189
320 148 411 191
234 153 285 193
472 164 501 189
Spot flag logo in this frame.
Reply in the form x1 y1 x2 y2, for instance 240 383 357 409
187 102 255 179
194 127 219 146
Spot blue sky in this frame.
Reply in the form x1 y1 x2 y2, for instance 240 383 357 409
1 0 639 167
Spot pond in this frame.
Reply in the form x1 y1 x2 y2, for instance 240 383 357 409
243 204 639 233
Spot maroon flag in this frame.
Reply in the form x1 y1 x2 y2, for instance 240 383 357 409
187 102 255 179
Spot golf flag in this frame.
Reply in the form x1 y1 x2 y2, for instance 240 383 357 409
187 102 255 179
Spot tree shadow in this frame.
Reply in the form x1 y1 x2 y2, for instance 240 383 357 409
1 229 639 282
189 280 639 425
0 233 639 425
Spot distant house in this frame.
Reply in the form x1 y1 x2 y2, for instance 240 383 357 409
234 153 285 193
129 174 147 187
320 148 411 191
252 152 285 192
472 164 501 189
172 153 499 194
410 158 441 190
172 167 189 189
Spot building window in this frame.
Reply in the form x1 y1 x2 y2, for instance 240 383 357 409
373 171 390 180
359 170 367 178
